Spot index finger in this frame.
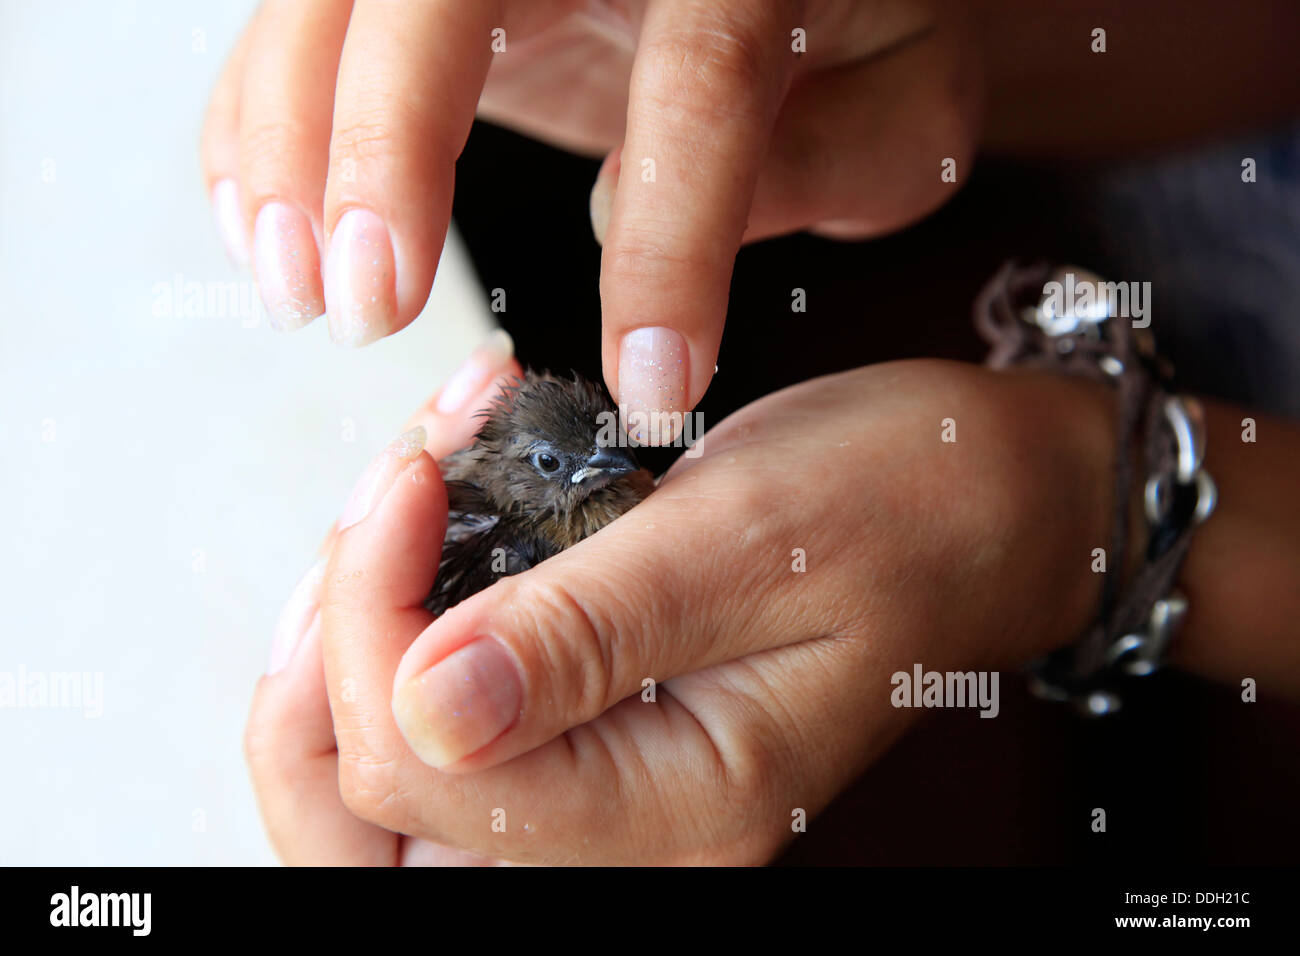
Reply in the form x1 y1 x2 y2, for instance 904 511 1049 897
600 0 798 442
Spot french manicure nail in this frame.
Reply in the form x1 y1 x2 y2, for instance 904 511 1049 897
338 425 427 530
253 202 325 332
324 208 396 347
212 178 249 267
268 560 325 675
618 326 687 445
392 638 522 767
436 329 515 414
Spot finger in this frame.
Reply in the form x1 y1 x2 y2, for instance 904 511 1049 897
599 0 798 442
400 838 504 867
312 424 769 861
321 0 499 347
746 22 982 241
247 563 397 865
401 330 523 458
477 8 634 156
664 631 909 859
313 329 522 560
237 0 354 330
389 465 800 772
201 21 256 266
319 428 446 785
312 420 642 861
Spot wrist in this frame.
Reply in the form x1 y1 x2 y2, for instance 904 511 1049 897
974 367 1131 670
1167 402 1300 696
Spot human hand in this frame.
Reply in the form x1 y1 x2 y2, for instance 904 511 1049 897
250 358 1119 865
202 0 981 439
245 334 524 865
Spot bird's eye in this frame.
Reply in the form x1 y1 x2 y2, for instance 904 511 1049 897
531 451 561 475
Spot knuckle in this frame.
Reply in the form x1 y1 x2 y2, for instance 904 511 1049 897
637 23 775 123
511 575 618 722
328 108 408 170
602 221 727 292
932 33 984 157
336 747 402 827
239 120 310 174
724 727 780 806
716 472 772 528
910 60 980 176
654 706 789 866
680 469 774 547
716 733 793 866
931 86 980 170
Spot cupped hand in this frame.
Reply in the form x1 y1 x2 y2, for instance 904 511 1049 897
202 0 981 439
249 358 1120 865
245 339 525 865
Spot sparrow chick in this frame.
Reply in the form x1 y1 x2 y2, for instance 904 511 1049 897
425 370 655 615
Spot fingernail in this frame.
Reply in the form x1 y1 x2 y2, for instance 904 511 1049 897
589 177 613 246
392 639 523 767
436 329 515 414
268 560 326 675
211 178 249 267
618 326 687 444
325 208 396 348
589 152 620 246
338 425 427 530
253 202 325 332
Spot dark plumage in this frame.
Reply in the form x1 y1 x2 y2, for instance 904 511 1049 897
425 370 655 615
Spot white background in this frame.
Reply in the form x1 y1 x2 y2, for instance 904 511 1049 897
0 0 491 864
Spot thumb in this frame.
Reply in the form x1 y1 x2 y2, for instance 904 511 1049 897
389 478 791 772
319 426 446 770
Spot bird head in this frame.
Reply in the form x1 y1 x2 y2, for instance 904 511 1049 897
470 372 644 516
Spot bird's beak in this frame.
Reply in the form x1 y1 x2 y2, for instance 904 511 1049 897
571 446 640 486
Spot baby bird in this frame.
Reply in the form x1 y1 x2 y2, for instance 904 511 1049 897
425 370 655 615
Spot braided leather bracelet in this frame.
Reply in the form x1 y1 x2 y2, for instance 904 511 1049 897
974 261 1217 716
